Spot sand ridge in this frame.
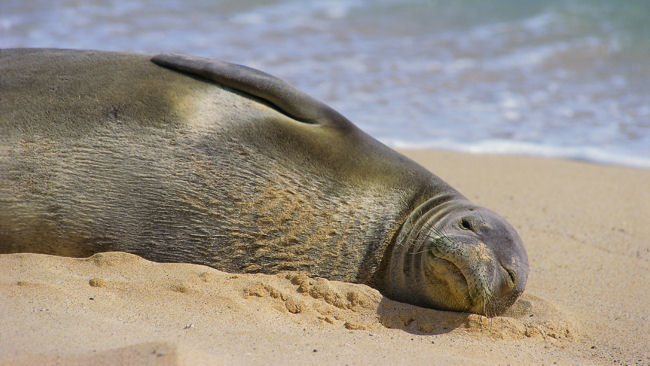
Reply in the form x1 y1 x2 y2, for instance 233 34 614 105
0 251 580 365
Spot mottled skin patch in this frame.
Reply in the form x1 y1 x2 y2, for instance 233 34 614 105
0 49 528 315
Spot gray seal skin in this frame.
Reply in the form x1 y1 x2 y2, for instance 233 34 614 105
0 48 528 316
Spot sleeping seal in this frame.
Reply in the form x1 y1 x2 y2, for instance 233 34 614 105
0 48 528 315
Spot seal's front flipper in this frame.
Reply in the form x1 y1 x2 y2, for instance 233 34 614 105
151 53 352 129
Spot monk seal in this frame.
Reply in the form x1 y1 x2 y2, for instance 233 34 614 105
0 48 528 315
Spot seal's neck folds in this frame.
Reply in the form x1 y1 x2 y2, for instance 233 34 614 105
381 193 468 297
397 194 468 250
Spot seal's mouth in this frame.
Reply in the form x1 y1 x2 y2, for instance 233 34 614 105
426 237 493 314
426 253 476 312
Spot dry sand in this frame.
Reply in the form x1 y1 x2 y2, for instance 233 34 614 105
1 150 648 365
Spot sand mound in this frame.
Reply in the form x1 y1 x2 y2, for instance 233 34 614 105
2 251 583 365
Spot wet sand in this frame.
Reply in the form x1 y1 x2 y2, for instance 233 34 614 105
1 150 648 365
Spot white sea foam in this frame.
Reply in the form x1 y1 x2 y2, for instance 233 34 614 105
387 139 650 169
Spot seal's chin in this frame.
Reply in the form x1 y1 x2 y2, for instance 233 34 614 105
426 248 499 314
426 255 471 312
426 246 523 316
425 233 517 316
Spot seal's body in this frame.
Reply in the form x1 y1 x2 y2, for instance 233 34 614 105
0 49 528 315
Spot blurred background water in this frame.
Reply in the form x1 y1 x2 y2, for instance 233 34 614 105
2 0 649 168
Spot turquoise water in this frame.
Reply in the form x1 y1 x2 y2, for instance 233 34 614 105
2 0 649 167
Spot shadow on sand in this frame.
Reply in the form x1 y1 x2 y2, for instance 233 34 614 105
375 294 575 340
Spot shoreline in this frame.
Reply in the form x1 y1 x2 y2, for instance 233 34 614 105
2 150 648 365
391 142 650 170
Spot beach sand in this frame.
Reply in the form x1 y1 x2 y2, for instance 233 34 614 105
1 150 648 365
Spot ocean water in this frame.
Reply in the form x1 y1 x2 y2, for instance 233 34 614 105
2 0 649 168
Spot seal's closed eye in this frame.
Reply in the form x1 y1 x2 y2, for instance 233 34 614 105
151 53 353 129
460 218 472 230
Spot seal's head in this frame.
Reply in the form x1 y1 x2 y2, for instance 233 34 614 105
383 197 528 316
